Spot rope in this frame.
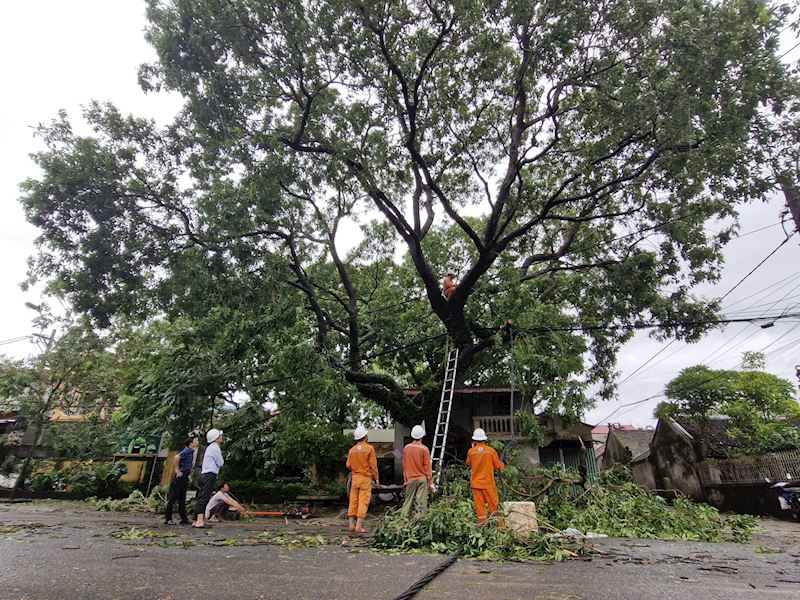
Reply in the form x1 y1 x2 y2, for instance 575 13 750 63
388 552 461 600
497 439 519 501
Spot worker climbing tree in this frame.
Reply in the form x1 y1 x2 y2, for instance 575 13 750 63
442 274 458 302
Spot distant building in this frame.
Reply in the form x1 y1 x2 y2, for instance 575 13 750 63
648 416 800 514
591 423 637 469
602 427 656 489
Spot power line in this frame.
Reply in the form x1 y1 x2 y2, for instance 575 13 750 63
616 339 678 387
759 321 800 354
0 335 32 347
512 311 800 336
779 39 800 60
700 323 754 363
721 273 800 311
596 392 664 423
594 367 737 424
719 235 792 301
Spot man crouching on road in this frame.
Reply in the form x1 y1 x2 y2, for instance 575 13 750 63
400 424 435 518
206 482 247 522
346 426 379 534
466 428 504 524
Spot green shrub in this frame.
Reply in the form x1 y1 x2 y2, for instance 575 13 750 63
28 471 60 492
27 462 129 497
69 462 129 497
225 480 311 500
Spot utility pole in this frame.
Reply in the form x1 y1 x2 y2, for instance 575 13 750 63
11 330 57 499
795 364 800 393
777 173 800 236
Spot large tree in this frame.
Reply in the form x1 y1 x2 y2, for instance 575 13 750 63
20 0 799 424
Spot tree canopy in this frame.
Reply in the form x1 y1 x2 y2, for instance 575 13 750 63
19 0 800 426
658 353 800 453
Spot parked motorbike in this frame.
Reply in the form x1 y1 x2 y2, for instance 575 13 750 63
771 481 800 521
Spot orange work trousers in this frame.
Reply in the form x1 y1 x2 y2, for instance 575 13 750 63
472 486 499 523
348 474 373 519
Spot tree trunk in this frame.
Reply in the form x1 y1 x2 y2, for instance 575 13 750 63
11 417 47 499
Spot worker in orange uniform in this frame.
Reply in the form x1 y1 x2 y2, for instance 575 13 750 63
466 427 505 524
400 424 436 518
443 273 457 301
346 425 379 534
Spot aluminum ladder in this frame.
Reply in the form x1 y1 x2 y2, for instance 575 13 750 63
431 343 459 484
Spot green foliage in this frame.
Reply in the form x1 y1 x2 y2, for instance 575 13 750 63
112 527 161 540
18 0 799 432
373 465 757 560
224 479 311 501
28 470 61 492
665 365 738 424
273 419 350 484
662 358 800 454
117 318 236 441
373 484 587 561
516 411 547 447
28 462 128 497
41 419 121 459
69 462 128 496
219 402 276 480
90 486 170 512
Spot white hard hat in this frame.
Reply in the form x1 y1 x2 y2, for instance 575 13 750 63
354 425 368 440
206 428 222 444
411 425 425 440
472 428 488 441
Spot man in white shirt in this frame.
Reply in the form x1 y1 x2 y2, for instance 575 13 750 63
191 428 224 529
206 482 247 521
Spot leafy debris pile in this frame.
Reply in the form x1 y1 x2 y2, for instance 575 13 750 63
89 487 171 513
536 466 757 543
372 465 757 561
111 527 170 540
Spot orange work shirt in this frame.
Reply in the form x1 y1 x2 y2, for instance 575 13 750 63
346 441 379 480
402 442 432 484
443 276 457 300
466 443 504 489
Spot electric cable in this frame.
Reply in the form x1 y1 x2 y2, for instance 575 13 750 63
616 339 678 387
721 273 800 311
388 553 461 600
719 235 792 302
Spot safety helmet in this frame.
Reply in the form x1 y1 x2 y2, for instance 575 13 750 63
472 428 488 441
354 425 368 440
411 425 425 439
206 428 223 444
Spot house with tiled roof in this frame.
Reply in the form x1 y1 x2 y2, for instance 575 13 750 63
393 386 596 483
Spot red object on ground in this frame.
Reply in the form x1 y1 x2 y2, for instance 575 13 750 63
249 506 311 519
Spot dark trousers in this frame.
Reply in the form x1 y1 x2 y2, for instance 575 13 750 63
208 502 240 520
194 472 216 519
164 475 189 522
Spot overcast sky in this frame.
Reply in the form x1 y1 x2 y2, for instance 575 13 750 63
1 2 799 428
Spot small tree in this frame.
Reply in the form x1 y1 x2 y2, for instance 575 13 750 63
0 321 124 493
661 354 800 455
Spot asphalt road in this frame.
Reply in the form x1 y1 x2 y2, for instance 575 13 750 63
1 500 799 599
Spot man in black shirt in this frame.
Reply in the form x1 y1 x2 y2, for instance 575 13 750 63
164 435 199 525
